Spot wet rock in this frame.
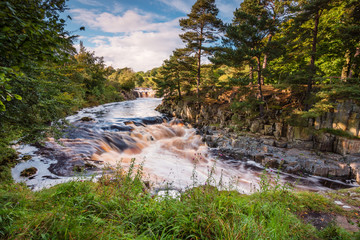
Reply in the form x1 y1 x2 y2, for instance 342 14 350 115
274 140 287 148
287 140 313 150
72 165 84 172
313 166 329 177
284 164 301 174
262 157 280 169
261 138 275 146
80 117 94 122
84 162 97 169
20 167 37 177
21 155 32 161
253 154 265 163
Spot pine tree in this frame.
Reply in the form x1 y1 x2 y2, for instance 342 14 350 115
179 0 222 97
291 0 333 109
156 49 196 99
213 0 277 116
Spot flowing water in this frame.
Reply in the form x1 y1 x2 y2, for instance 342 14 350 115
12 98 357 192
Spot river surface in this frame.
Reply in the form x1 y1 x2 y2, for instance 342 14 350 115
12 98 356 192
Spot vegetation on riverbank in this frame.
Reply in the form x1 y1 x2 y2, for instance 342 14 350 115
1 164 359 239
0 0 141 174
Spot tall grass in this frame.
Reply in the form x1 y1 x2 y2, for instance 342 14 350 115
0 160 358 239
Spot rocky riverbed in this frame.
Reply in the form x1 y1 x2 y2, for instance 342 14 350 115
200 126 359 185
157 98 360 185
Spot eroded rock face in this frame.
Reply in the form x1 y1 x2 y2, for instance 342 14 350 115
158 99 360 183
314 100 360 138
200 127 359 183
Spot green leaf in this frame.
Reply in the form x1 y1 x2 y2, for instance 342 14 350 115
0 101 5 111
14 94 22 100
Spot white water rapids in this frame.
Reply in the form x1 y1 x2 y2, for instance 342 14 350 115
11 98 356 192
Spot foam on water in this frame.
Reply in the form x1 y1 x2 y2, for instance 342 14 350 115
11 98 357 193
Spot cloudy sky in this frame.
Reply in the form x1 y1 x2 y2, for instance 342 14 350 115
65 0 241 72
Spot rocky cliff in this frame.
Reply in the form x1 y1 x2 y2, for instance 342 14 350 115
157 98 360 184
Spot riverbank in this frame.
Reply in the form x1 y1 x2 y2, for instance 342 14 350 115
156 88 360 185
1 164 360 239
0 90 137 186
1 97 360 238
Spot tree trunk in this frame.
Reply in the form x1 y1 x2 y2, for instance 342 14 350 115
261 34 272 85
305 10 320 111
348 46 360 79
197 47 201 97
341 51 351 82
196 27 203 99
250 65 253 80
177 77 182 99
257 57 264 117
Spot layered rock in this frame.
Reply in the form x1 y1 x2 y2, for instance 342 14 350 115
157 99 360 184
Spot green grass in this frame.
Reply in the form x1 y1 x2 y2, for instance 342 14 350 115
1 163 359 240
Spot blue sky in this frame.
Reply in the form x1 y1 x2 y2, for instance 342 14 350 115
64 0 241 71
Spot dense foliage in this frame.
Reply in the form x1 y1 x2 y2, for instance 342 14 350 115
0 0 138 148
155 0 360 115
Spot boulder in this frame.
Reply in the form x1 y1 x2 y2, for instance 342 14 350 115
20 167 37 177
314 133 335 152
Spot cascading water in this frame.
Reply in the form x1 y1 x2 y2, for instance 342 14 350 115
12 98 356 192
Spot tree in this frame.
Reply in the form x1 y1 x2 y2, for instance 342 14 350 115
179 0 222 97
0 0 82 141
108 68 136 91
213 0 278 116
290 0 333 109
0 0 75 111
73 41 107 98
158 49 196 99
339 0 360 79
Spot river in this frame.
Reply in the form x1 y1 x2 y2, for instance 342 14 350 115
12 98 356 192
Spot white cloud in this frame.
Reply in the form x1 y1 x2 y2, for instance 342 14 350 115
88 30 183 71
70 8 184 71
70 9 178 33
69 1 240 72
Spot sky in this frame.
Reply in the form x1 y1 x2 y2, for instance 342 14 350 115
64 0 242 72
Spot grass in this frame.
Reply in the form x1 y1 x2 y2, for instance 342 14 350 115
1 162 359 240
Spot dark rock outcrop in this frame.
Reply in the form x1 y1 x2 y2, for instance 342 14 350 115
157 98 360 184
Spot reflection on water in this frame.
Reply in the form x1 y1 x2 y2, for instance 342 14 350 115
12 98 357 192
